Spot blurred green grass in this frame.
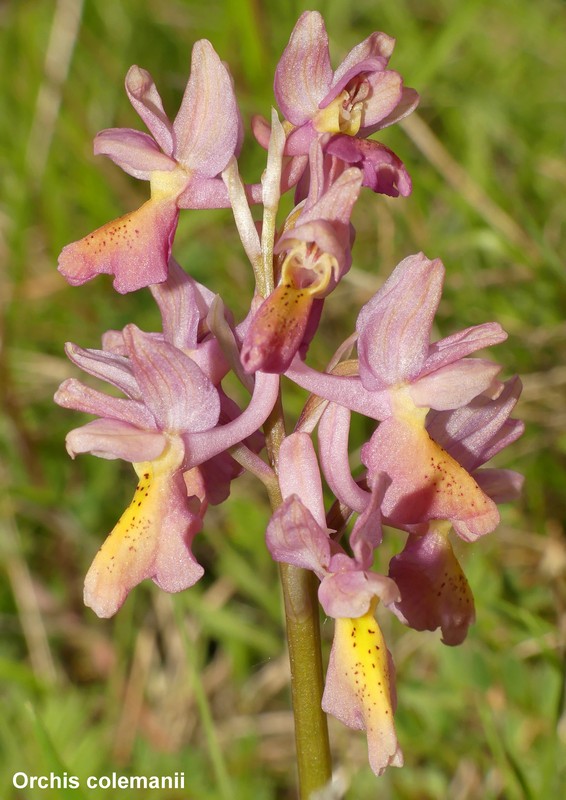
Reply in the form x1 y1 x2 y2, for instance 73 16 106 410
1 0 565 798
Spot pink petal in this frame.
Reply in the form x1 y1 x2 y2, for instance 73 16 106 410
358 71 404 131
149 258 205 350
319 571 399 619
331 32 395 87
94 128 176 180
173 40 241 175
65 418 166 462
176 175 232 209
356 253 444 389
188 451 242 506
279 433 326 527
426 376 523 470
474 468 524 503
63 342 140 400
58 196 179 293
422 322 507 375
274 11 332 125
284 122 318 157
326 136 412 197
388 528 476 645
125 65 174 156
349 473 388 566
55 378 156 429
362 417 500 540
265 495 331 575
324 68 403 131
367 86 419 132
123 326 221 434
318 403 370 513
291 166 362 231
409 359 503 410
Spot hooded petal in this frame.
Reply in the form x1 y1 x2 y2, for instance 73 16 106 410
318 571 399 619
265 494 331 575
356 253 444 390
124 325 221 433
149 258 207 350
58 195 179 293
331 33 395 87
322 602 403 776
366 86 419 133
274 11 332 125
173 40 241 174
84 441 203 618
474 468 524 504
388 526 476 645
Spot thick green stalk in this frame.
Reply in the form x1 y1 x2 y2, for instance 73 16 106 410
264 390 332 798
254 116 332 796
279 563 332 798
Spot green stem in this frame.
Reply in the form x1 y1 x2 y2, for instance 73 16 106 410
279 564 332 798
250 115 332 795
263 386 332 798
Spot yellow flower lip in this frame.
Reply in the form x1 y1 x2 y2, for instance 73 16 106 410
280 241 336 298
150 166 190 199
323 599 403 775
83 440 193 618
313 81 368 136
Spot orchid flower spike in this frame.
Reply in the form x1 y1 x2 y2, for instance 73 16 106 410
55 326 278 616
287 252 516 538
58 41 243 293
266 433 403 776
241 144 362 373
382 376 524 643
253 11 417 197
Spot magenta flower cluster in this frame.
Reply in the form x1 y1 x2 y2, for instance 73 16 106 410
56 12 523 778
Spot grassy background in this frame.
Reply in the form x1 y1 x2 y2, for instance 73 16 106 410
1 0 565 797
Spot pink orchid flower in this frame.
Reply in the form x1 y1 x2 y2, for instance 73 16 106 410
241 143 362 373
387 376 524 643
55 325 277 617
58 41 243 293
266 433 403 776
252 11 417 197
287 252 514 539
